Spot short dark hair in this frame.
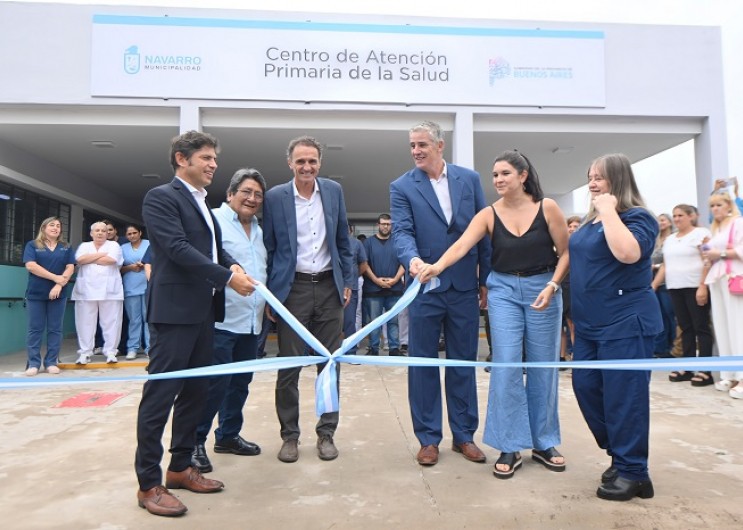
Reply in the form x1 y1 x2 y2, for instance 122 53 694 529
377 213 392 223
227 168 267 197
286 136 323 160
170 131 219 172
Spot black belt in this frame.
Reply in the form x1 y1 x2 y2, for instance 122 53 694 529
295 270 333 283
504 266 556 278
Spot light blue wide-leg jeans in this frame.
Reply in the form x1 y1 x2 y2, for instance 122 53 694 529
482 271 562 453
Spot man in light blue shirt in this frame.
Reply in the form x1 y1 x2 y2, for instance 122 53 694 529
192 168 268 473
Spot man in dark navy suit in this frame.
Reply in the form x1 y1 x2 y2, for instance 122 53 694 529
391 121 490 467
134 131 255 517
262 136 353 464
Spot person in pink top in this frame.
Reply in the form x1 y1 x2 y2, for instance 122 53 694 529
701 191 743 399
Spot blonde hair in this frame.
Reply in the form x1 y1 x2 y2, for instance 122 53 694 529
34 216 67 249
584 153 650 224
709 191 741 233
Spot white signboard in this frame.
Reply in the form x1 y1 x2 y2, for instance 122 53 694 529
91 15 605 107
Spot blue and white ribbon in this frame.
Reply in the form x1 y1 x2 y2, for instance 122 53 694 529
2 276 743 418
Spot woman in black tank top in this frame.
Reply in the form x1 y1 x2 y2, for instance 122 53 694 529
418 150 570 479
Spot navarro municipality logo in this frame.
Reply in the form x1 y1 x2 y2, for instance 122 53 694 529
124 45 140 75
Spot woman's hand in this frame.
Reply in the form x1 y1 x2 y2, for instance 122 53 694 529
417 262 442 284
530 286 554 311
592 193 618 216
696 285 709 306
49 284 62 300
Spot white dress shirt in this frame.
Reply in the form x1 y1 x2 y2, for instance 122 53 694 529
176 176 218 264
429 162 453 224
293 179 331 273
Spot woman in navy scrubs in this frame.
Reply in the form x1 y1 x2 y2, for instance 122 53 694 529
22 216 76 375
569 154 662 501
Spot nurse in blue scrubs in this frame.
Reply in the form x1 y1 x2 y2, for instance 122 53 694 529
22 216 76 376
569 154 662 501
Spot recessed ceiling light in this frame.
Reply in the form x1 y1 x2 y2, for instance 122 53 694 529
141 173 161 180
552 147 574 155
91 141 115 148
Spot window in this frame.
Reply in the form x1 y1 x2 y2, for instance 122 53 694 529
0 181 71 265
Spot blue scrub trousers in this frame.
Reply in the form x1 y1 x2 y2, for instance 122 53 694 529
482 271 562 453
572 334 653 481
26 297 68 369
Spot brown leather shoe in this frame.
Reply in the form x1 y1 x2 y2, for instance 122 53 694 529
417 444 439 466
137 485 187 517
452 441 486 463
165 466 224 493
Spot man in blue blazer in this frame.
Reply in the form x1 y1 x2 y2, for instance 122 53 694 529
135 131 256 517
263 136 354 464
390 121 491 466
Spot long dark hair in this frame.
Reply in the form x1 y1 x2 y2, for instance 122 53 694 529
494 150 544 201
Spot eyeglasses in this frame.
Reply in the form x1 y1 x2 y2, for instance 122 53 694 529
236 189 264 201
379 222 392 227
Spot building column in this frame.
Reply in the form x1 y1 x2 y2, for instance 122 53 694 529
695 115 728 222
452 111 475 168
180 102 201 133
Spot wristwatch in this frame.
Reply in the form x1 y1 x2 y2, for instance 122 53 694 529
547 281 560 293
720 249 728 259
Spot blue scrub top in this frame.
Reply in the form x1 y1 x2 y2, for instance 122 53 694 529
23 241 76 300
121 240 150 297
569 208 662 340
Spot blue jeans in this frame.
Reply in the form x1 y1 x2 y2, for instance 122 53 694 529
196 329 258 444
26 297 68 369
363 295 401 351
483 271 562 453
124 294 150 353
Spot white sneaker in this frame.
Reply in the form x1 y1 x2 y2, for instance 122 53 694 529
93 347 103 355
126 351 137 360
76 354 89 365
25 367 39 376
46 365 61 374
715 379 735 392
730 386 743 400
106 354 118 364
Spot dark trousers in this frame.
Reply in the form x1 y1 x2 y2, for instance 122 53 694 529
275 276 343 441
195 329 258 445
653 285 676 354
408 287 480 446
342 288 359 352
668 288 713 358
134 313 215 491
572 334 653 481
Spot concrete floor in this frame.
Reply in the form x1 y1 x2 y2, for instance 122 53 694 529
1 336 742 529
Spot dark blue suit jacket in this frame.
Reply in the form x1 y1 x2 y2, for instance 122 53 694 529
390 164 490 290
142 177 237 325
263 177 353 304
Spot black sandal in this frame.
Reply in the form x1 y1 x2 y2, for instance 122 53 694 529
669 371 693 382
691 371 714 387
493 452 522 479
531 447 566 472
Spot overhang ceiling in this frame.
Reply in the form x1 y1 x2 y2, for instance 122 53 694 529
0 105 700 222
